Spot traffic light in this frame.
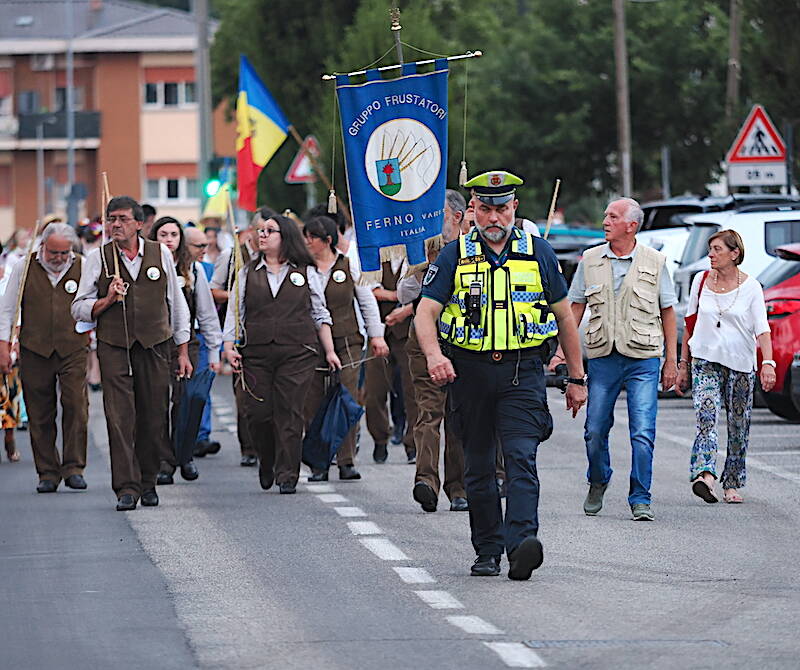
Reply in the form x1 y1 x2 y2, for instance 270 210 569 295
204 177 222 197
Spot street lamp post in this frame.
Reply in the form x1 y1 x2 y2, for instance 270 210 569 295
36 116 57 222
613 0 632 197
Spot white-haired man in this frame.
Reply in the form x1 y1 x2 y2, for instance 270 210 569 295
568 198 677 521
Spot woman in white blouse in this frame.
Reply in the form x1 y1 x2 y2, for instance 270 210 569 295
676 229 775 504
303 216 389 481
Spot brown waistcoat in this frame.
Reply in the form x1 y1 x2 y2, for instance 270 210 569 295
96 239 172 349
20 256 88 358
243 261 317 347
379 260 409 340
326 255 360 340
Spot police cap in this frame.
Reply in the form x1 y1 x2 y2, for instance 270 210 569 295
464 171 523 205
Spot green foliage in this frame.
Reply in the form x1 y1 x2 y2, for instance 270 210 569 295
207 0 797 219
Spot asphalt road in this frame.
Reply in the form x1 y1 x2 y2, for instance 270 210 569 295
1 376 799 669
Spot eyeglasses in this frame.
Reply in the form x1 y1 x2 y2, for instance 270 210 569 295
106 215 137 224
44 248 71 257
189 243 208 249
257 228 281 237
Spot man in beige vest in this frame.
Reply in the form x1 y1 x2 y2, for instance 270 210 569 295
568 198 677 521
0 223 88 493
72 196 191 511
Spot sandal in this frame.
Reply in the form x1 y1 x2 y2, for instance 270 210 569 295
692 477 718 504
723 489 743 504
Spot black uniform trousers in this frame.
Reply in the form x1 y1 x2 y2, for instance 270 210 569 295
448 350 552 557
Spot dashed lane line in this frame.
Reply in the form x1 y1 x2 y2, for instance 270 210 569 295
483 642 547 668
393 567 436 584
446 615 504 635
347 521 383 535
359 537 410 561
413 590 464 610
333 506 367 517
316 493 349 504
305 483 336 493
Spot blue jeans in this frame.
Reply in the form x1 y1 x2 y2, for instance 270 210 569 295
196 333 212 442
584 351 659 506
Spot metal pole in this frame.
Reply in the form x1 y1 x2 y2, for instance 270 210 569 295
785 120 794 195
195 0 213 205
725 0 742 120
65 0 76 224
613 0 632 196
36 123 45 222
661 145 671 199
390 2 404 65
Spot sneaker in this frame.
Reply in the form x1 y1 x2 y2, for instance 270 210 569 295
583 482 608 516
373 442 388 463
405 448 416 464
507 536 544 581
470 555 501 577
631 503 654 521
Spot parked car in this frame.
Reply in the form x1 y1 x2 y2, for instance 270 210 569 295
755 245 800 420
673 204 800 345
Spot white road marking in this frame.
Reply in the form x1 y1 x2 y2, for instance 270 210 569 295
226 426 237 434
748 449 800 455
483 642 547 667
445 615 503 635
393 567 436 583
347 521 382 535
305 484 335 493
747 456 800 484
413 590 463 609
359 537 409 561
316 493 349 503
214 407 234 416
334 506 366 517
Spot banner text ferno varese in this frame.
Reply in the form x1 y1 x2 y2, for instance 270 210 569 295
336 61 449 274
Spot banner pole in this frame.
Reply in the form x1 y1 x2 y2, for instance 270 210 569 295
321 50 482 80
543 178 561 240
287 125 351 224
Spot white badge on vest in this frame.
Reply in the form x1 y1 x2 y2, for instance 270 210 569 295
64 279 78 294
146 266 161 281
289 272 305 287
176 276 186 289
332 269 347 284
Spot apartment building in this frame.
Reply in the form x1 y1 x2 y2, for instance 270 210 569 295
0 0 236 239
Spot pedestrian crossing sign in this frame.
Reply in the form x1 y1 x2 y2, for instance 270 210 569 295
727 104 786 164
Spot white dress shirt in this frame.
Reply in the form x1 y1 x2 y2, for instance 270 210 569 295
222 259 332 343
70 239 191 346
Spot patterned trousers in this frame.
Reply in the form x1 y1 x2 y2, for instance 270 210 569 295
690 358 755 488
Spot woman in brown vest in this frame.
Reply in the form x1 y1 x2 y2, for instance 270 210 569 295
223 214 341 494
149 217 222 484
302 216 389 481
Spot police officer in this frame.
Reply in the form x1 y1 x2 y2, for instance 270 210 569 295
415 171 587 580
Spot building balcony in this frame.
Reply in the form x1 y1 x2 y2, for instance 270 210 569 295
17 111 101 140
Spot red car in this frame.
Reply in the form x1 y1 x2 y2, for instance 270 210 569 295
757 244 800 420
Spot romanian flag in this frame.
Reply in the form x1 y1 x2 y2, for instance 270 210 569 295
236 55 290 211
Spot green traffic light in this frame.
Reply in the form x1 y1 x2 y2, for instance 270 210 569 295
204 178 222 197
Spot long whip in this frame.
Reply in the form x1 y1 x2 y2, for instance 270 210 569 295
543 178 562 240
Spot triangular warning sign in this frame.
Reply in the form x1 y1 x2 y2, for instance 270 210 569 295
285 135 320 184
727 105 786 163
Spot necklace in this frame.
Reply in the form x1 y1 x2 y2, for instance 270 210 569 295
712 269 741 327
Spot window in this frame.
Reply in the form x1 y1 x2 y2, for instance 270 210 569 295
145 177 198 203
17 90 40 114
55 87 84 112
164 82 179 106
166 178 180 199
765 220 800 256
144 83 158 105
0 96 11 117
142 82 197 108
146 179 160 200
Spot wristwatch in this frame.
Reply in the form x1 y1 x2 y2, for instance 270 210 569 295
566 375 588 386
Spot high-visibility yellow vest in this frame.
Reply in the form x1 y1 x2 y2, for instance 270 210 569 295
438 229 558 351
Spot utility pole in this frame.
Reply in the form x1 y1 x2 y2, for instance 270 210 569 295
613 0 632 196
65 0 76 224
725 0 742 120
390 1 404 64
195 0 213 205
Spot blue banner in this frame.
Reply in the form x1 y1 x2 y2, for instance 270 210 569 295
336 61 449 274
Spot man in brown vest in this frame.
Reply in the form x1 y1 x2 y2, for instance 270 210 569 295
363 258 418 464
210 209 267 467
0 223 89 493
72 196 192 511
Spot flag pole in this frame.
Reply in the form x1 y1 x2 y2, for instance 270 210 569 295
287 125 351 224
543 178 561 240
